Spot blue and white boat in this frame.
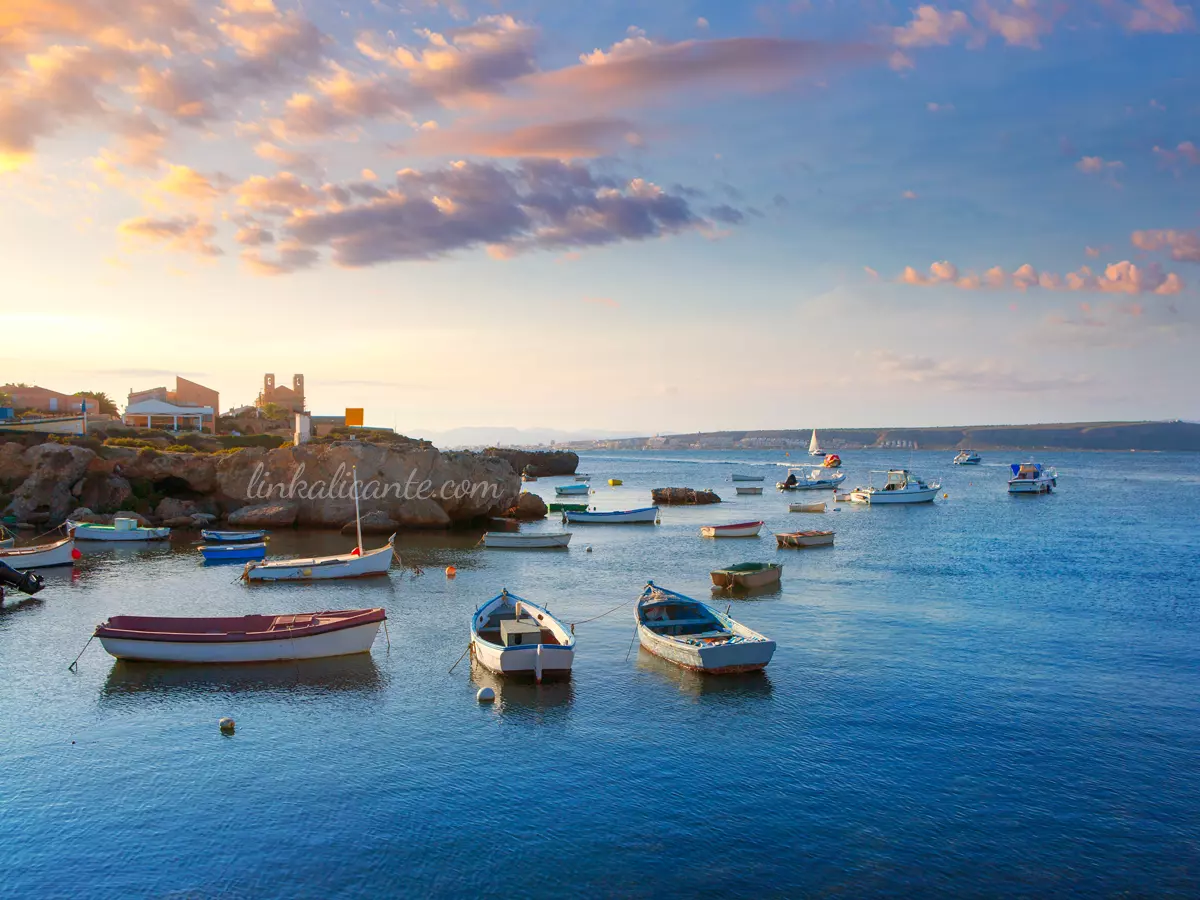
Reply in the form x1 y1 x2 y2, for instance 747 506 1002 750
562 507 659 524
953 450 982 465
201 529 268 543
1008 462 1056 494
201 542 267 562
554 483 590 496
470 589 575 682
636 582 775 674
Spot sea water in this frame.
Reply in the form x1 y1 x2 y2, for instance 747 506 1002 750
2 450 1198 897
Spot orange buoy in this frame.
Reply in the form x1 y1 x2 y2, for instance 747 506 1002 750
445 566 457 577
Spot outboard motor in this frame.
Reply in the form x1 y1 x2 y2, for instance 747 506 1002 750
0 559 44 596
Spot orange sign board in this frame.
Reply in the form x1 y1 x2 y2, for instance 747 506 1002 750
345 408 364 427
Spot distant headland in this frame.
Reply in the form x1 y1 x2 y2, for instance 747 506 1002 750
559 421 1200 453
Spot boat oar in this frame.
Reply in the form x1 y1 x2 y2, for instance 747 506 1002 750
67 633 96 672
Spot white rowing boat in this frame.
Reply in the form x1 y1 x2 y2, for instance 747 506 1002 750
700 521 763 538
775 530 835 548
563 507 658 524
470 589 575 682
201 529 267 543
483 532 572 549
788 501 826 513
68 517 170 541
0 534 78 568
636 582 775 674
734 486 763 496
730 474 765 482
555 483 590 496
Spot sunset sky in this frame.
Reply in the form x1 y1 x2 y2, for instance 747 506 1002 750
2 0 1198 435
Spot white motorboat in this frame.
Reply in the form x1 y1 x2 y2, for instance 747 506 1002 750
470 589 575 682
953 450 982 465
483 532 572 549
68 517 170 541
636 582 775 674
848 470 940 504
1008 462 1057 493
0 534 78 568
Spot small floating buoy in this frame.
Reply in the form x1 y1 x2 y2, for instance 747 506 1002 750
476 687 495 703
943 493 948 499
445 566 457 577
585 545 592 553
219 717 235 733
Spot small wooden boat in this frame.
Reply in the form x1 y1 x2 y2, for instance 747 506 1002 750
700 520 764 538
730 474 765 482
734 486 763 496
775 530 835 548
68 517 170 541
483 532 572 549
710 562 782 590
789 501 826 513
555 483 590 496
607 478 622 486
94 608 386 663
470 589 575 682
574 474 591 481
563 507 658 524
0 534 79 568
833 491 854 503
636 582 775 674
547 502 588 513
201 529 267 543
201 542 267 562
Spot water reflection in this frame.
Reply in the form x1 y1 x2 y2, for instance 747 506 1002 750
634 647 774 699
710 582 783 600
100 652 386 700
469 660 574 722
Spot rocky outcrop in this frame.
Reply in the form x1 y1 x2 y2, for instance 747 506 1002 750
8 444 94 523
341 510 399 535
502 491 548 520
651 487 722 505
483 448 578 478
227 503 299 527
75 473 133 512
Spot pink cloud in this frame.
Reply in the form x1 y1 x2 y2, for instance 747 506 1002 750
893 259 1185 294
1076 155 1124 174
1128 0 1196 32
406 116 641 159
1153 140 1200 171
1131 228 1200 261
892 6 972 47
977 0 1053 48
118 214 222 257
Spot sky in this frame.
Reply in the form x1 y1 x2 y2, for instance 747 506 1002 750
1 0 1198 437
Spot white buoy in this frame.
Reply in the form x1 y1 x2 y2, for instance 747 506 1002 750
219 717 235 733
476 687 495 703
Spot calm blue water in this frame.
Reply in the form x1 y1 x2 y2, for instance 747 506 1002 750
2 450 1199 898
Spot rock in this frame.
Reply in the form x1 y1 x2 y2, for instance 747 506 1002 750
0 441 33 486
393 498 451 530
5 443 95 523
118 448 218 493
190 512 217 525
483 448 578 477
503 491 547 520
162 516 198 528
341 510 399 535
651 487 722 505
156 497 212 521
76 473 133 514
227 502 298 527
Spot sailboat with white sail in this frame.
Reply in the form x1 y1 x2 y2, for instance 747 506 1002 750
808 429 826 458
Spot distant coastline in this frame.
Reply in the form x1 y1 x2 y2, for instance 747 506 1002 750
559 421 1200 453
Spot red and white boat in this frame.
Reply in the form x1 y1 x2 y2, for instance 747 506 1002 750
0 534 79 568
94 608 387 663
699 521 764 539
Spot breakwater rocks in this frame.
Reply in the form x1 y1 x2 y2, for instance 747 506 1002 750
0 440 521 531
482 448 578 477
651 487 722 505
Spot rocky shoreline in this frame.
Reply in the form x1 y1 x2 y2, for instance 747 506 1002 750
0 438 567 532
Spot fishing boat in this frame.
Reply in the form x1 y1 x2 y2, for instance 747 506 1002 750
563 507 658 525
710 562 782 590
1008 462 1057 493
470 589 575 682
0 534 79 568
68 517 171 541
731 474 765 482
547 502 588 513
93 608 387 663
808 429 826 458
555 483 590 496
735 486 763 496
483 532 572 549
788 501 826 513
954 449 982 465
607 478 623 486
574 474 591 481
777 468 847 491
821 454 842 468
201 542 267 562
848 470 940 504
201 529 267 543
636 582 775 674
243 466 396 582
775 530 835 548
700 521 764 538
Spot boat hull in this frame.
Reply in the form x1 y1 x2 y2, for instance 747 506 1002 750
555 485 590 496
0 536 76 568
483 532 572 549
470 592 575 681
734 487 763 495
730 475 765 482
775 531 835 548
201 543 267 561
1008 479 1054 493
243 542 394 581
710 565 782 590
788 502 826 513
638 626 775 673
700 522 763 538
69 521 170 541
563 507 657 524
99 621 382 663
201 530 267 543
853 487 939 504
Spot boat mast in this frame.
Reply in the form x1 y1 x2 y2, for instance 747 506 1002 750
352 465 364 554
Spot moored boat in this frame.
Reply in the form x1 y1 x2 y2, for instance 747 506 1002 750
808 429 826 458
1008 462 1056 493
735 486 763 496
555 483 590 496
574 474 591 481
243 537 395 581
777 467 846 491
201 529 268 543
731 473 765 482
775 530 835 548
636 582 775 674
788 501 826 513
94 608 386 663
69 517 170 541
483 532 572 549
954 450 982 466
0 534 79 568
607 478 623 486
201 542 267 562
563 507 658 525
710 562 782 590
547 502 588 513
848 470 940 504
470 589 575 682
700 520 764 538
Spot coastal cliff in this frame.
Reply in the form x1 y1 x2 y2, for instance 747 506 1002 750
482 448 578 476
0 439 520 530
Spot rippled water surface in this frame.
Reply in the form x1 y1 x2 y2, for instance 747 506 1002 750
3 450 1199 897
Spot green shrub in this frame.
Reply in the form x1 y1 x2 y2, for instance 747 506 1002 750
212 447 245 456
165 444 199 453
104 437 158 449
